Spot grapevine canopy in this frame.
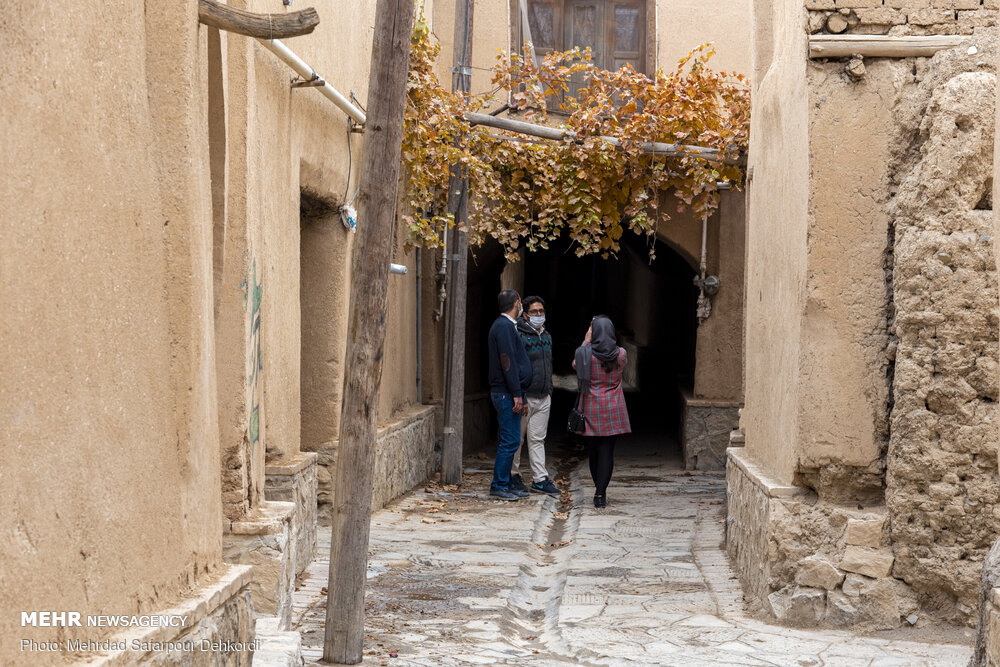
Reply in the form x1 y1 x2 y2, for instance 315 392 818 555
401 18 750 261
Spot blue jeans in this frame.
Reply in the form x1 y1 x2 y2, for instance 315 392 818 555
491 392 522 491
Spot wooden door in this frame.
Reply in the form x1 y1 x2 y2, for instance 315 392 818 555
564 0 605 100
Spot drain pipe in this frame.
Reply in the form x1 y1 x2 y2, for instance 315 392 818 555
694 216 713 322
433 228 448 321
694 207 723 322
258 38 367 126
416 248 423 400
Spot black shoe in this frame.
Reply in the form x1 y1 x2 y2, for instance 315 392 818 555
490 489 521 501
594 494 607 508
531 478 561 497
510 473 527 492
509 488 530 498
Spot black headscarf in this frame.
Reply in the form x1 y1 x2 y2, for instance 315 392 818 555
574 317 619 393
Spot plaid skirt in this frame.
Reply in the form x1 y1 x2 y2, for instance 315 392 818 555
582 348 631 437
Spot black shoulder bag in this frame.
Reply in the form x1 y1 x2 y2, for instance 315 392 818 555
567 391 587 434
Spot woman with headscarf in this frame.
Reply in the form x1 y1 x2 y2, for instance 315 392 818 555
573 316 631 508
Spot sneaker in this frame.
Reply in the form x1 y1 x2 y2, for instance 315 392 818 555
509 488 530 498
531 478 561 497
593 494 607 508
510 474 527 492
490 489 521 501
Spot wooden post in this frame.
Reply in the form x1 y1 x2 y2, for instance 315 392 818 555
197 0 320 39
321 0 414 663
441 0 474 485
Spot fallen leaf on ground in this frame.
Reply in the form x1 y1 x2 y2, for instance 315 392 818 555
420 517 437 524
553 512 569 520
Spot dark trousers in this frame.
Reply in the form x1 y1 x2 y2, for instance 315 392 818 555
490 392 522 491
586 435 616 495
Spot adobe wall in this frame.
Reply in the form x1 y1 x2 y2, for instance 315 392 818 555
655 0 752 75
806 0 996 36
885 43 999 622
731 0 1000 630
1 1 226 663
742 0 810 484
232 0 431 525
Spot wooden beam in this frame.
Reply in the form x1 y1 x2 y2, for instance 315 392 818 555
197 0 319 39
809 34 968 59
465 112 734 163
321 0 414 663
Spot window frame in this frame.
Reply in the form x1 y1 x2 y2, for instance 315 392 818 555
509 0 655 78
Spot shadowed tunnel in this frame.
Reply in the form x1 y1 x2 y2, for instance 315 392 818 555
466 233 699 459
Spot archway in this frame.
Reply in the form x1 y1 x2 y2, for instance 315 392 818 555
519 233 698 460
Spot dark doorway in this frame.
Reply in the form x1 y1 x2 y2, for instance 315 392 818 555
520 233 698 456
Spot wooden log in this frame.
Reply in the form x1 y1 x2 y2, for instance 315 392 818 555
441 0 475 486
465 111 731 162
825 13 849 35
321 0 414 663
809 34 968 59
197 0 319 39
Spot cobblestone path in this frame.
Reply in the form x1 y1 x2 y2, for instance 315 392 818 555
294 447 973 666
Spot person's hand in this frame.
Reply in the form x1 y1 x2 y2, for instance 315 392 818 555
584 326 592 344
513 396 523 414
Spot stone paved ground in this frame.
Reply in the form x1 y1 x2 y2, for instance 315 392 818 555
293 444 973 666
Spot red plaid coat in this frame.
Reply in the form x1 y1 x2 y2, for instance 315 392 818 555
581 348 631 437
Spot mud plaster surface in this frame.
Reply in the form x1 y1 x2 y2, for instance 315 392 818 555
887 34 1000 622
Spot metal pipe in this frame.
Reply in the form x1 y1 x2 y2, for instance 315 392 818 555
699 216 708 280
416 248 423 400
389 263 408 274
258 38 367 125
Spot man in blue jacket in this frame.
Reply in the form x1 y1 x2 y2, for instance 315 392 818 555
488 289 533 500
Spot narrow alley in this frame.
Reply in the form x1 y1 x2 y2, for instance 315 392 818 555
292 440 972 666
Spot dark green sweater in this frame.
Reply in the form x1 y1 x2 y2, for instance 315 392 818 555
516 318 553 398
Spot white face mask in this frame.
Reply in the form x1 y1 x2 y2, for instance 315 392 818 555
529 315 545 329
516 303 523 317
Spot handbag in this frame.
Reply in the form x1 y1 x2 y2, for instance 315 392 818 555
567 391 587 434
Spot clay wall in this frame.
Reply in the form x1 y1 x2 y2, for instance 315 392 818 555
655 0 751 75
733 0 1000 628
742 0 810 483
806 0 997 36
1 1 223 662
795 58 900 498
884 43 999 621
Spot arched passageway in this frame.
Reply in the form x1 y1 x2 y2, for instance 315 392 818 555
462 233 700 462
520 234 698 459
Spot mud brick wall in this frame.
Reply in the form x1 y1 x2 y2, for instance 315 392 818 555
885 41 1000 623
806 0 997 36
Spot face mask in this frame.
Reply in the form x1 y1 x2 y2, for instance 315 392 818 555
530 315 545 329
516 303 523 317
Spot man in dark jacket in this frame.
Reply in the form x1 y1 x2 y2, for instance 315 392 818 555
487 289 533 500
511 296 560 497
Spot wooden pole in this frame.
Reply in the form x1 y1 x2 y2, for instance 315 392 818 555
197 0 320 39
321 0 414 662
808 34 968 59
441 0 474 485
465 111 739 163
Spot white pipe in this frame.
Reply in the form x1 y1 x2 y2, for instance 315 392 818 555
699 216 708 279
389 263 408 275
258 38 367 125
